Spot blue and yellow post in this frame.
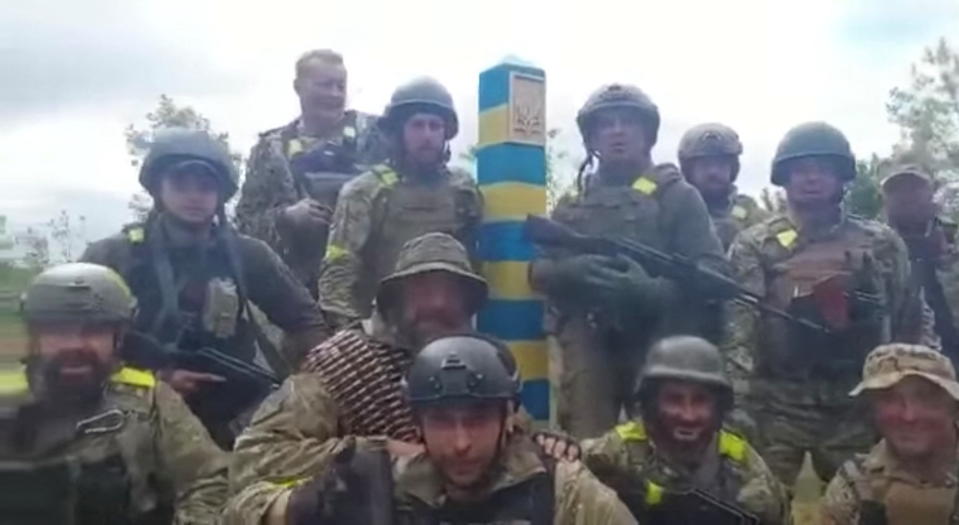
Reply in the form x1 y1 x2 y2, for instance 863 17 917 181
476 58 549 422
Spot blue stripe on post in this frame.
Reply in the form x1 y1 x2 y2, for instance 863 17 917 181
479 222 536 262
476 145 547 186
520 379 550 420
477 299 544 340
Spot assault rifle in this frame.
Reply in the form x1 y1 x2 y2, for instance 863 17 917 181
524 214 832 334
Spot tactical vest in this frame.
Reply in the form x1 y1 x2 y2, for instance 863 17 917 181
0 368 172 525
356 165 480 317
839 454 959 525
756 217 890 379
396 457 556 525
611 421 752 521
301 328 419 441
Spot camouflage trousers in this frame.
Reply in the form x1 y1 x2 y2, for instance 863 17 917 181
548 316 646 439
750 376 876 487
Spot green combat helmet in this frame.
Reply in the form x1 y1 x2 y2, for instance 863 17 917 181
576 83 660 146
21 262 136 325
770 121 855 186
139 127 239 199
635 335 732 409
678 123 743 180
404 334 520 407
379 77 458 139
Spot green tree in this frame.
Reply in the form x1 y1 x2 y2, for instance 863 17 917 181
887 37 959 181
845 155 887 219
125 94 241 221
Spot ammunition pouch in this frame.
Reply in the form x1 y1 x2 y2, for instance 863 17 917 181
289 145 358 205
75 454 132 525
401 470 555 525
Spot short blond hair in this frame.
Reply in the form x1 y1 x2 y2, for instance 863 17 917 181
295 49 344 79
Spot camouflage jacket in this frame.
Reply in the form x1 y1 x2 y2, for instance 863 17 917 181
224 434 636 525
234 112 384 288
532 163 730 340
0 367 228 524
822 439 959 525
225 321 416 522
81 215 330 369
707 189 769 251
317 163 483 322
581 419 791 525
724 212 938 399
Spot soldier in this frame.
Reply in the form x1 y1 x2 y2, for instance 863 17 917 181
566 336 791 524
823 344 959 525
82 128 329 447
235 49 384 295
678 122 768 250
883 165 959 364
224 333 637 525
226 232 490 520
725 122 938 488
529 83 730 438
317 77 483 327
1 263 227 523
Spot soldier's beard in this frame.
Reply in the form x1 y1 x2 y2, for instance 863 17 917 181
28 352 112 405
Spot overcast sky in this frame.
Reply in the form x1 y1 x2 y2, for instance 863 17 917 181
2 0 958 245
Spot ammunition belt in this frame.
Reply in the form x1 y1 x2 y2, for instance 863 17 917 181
302 329 419 442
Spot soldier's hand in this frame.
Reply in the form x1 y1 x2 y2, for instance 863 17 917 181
533 430 581 461
386 439 424 459
158 368 225 397
282 199 333 231
583 255 654 304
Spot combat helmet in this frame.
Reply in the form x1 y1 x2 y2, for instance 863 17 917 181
21 263 136 325
379 77 458 139
635 335 732 409
678 123 743 180
771 122 855 186
576 83 660 147
404 333 520 408
139 127 239 199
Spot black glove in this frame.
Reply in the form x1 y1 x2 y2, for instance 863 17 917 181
532 430 581 461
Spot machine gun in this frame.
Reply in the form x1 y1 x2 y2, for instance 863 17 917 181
645 488 760 525
524 214 832 334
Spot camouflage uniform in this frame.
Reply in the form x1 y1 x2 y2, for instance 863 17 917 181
235 112 384 292
677 123 768 250
582 419 791 525
82 129 330 446
318 164 483 322
1 262 227 524
709 190 768 251
1 368 229 524
822 344 959 525
540 165 728 438
725 122 939 486
317 77 483 324
226 233 489 521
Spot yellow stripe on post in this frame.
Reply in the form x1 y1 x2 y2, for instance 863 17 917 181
478 104 510 147
508 340 548 380
483 261 534 300
482 183 547 223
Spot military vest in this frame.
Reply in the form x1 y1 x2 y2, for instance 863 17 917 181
754 216 891 379
355 165 480 317
395 473 554 525
610 421 751 521
839 453 959 525
301 328 419 442
0 368 172 525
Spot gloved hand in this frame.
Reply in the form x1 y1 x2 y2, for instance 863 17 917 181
547 254 619 290
533 430 581 461
581 255 659 308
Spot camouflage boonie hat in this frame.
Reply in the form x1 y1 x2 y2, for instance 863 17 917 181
376 233 487 313
881 164 933 192
850 344 959 401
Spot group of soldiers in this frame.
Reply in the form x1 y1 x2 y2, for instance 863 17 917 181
3 47 959 524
